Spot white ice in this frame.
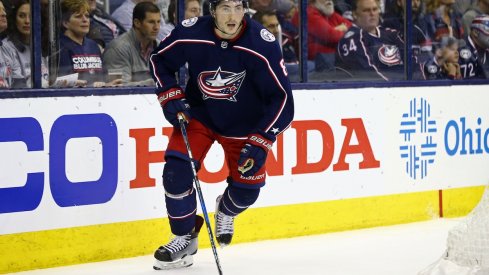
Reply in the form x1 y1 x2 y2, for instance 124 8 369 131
7 218 459 275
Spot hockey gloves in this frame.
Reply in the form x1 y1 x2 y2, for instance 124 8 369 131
157 87 191 127
238 132 275 177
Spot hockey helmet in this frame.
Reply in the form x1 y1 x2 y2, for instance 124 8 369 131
209 0 250 12
471 15 489 49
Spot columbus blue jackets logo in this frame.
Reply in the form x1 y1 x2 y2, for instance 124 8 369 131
182 17 198 27
260 29 275 42
197 67 246 102
378 45 402 66
460 48 472 59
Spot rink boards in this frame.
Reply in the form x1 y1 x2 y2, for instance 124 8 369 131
1 85 488 273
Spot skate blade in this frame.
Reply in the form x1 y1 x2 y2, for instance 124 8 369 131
153 255 193 270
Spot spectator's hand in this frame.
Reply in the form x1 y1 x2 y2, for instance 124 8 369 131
157 87 191 127
334 23 348 33
443 62 461 79
106 78 123 87
75 80 87 87
237 133 275 177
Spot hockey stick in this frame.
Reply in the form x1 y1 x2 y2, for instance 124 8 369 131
177 114 224 275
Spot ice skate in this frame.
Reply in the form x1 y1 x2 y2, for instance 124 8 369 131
153 215 204 270
215 195 235 247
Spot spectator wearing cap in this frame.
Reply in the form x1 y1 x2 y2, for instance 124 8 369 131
467 14 489 77
462 0 489 35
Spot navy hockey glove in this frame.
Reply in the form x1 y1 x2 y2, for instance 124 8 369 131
237 133 275 177
157 87 191 127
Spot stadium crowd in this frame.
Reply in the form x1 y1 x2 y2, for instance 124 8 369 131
1 0 489 89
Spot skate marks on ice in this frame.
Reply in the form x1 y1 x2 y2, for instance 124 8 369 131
7 218 458 275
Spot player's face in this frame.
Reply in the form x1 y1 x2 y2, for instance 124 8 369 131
16 4 31 37
261 14 280 38
354 0 380 33
136 12 161 41
185 0 201 19
0 2 7 33
214 1 245 39
64 10 90 38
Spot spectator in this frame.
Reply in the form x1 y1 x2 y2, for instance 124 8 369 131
293 0 352 72
87 0 126 50
3 0 49 87
58 0 121 87
103 1 159 86
422 36 463 79
0 0 7 39
160 0 201 38
250 0 294 16
0 39 25 88
111 0 169 41
335 0 405 80
467 14 489 77
382 0 432 63
462 0 489 35
453 0 477 15
425 0 464 42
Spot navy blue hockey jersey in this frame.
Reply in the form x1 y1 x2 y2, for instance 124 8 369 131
150 15 294 138
336 25 405 81
422 37 486 80
58 34 105 85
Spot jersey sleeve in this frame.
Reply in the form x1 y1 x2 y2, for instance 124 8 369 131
149 27 187 93
238 42 294 139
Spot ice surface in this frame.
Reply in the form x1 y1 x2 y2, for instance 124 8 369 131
7 218 458 275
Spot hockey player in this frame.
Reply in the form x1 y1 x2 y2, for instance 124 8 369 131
335 0 406 81
149 0 294 270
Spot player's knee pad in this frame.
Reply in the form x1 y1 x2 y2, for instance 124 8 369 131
163 157 197 235
219 185 260 216
163 157 194 194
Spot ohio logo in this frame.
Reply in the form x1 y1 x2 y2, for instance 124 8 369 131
197 67 246 102
399 98 437 179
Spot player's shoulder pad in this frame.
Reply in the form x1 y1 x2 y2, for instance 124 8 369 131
247 17 273 42
174 15 213 37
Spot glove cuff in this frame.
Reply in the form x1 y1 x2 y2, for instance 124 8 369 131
247 133 274 151
157 87 185 107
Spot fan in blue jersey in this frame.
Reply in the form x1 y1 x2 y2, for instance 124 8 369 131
422 35 485 80
58 0 123 87
422 36 463 80
149 0 294 270
469 14 489 78
335 0 406 81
